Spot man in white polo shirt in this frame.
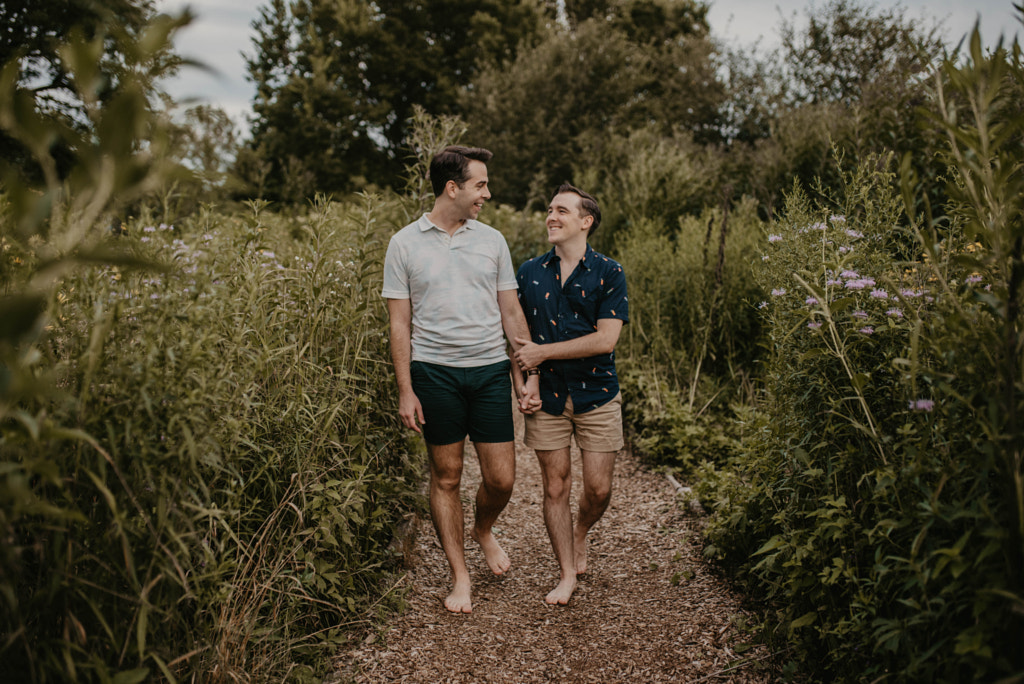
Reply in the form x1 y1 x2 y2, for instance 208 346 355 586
382 145 540 614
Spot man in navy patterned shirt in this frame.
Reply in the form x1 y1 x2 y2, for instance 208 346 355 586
514 183 629 605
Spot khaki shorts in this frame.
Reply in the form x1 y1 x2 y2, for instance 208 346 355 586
524 392 624 452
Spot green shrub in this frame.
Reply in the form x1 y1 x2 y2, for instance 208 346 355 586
700 29 1024 680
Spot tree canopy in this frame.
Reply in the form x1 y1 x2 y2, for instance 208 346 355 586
243 0 547 200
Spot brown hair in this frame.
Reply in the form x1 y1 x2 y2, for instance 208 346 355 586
429 146 493 197
553 182 601 236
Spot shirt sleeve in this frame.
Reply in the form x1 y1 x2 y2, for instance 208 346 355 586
381 236 409 299
496 235 518 292
597 262 629 323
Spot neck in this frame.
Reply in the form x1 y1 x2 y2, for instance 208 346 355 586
427 203 466 235
554 239 588 265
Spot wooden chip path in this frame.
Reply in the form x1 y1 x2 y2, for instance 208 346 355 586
335 413 775 683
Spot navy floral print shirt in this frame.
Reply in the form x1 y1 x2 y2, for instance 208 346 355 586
516 245 629 416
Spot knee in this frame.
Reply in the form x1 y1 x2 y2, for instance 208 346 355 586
587 483 612 508
431 466 462 493
544 474 572 502
484 472 514 498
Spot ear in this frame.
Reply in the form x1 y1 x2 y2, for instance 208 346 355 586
581 215 594 233
445 180 459 199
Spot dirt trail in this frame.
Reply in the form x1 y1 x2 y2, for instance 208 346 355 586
337 414 774 683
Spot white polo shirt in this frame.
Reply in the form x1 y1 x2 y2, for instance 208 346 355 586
382 215 518 367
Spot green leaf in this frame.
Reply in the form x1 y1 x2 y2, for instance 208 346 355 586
111 668 149 684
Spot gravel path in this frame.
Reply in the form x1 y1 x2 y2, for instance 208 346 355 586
336 414 775 683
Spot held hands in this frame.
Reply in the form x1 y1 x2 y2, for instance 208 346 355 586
399 389 425 433
513 337 546 371
518 374 542 415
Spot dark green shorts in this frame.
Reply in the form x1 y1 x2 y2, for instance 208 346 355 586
410 359 514 446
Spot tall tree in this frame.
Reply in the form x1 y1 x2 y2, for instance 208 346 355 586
0 0 173 179
463 0 723 207
243 0 547 201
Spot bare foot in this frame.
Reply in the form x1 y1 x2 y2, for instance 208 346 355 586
573 527 588 575
545 576 577 605
470 528 512 575
444 580 472 614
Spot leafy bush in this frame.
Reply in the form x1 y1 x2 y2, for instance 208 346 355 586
0 23 422 681
611 194 764 474
699 30 1024 681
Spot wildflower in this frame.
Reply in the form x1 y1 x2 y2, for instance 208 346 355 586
811 222 827 231
805 296 818 305
762 255 770 261
202 233 214 242
966 274 983 284
259 250 276 259
143 225 156 233
859 326 874 335
845 279 867 290
909 399 935 412
159 223 172 231
826 278 843 286
758 301 768 309
852 310 868 318
140 236 150 243
771 288 787 297
886 308 903 318
845 229 864 239
838 246 851 254
808 321 822 330
150 294 160 300
840 270 859 279
768 234 783 243
870 289 888 299
830 215 846 223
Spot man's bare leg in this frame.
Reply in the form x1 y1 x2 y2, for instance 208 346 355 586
574 449 617 575
469 441 515 575
427 440 473 613
536 447 577 604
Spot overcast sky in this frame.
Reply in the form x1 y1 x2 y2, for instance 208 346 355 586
155 0 1023 135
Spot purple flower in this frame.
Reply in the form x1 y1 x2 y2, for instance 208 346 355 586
827 278 843 286
805 296 819 305
771 288 787 296
768 234 783 243
839 246 852 254
830 215 846 223
852 310 868 318
886 308 903 318
762 255 770 261
909 399 934 412
143 225 156 233
758 301 768 309
966 274 983 284
846 279 867 290
845 229 864 239
811 222 827 231
808 321 822 330
859 326 874 335
841 270 860 279
870 289 888 299
900 288 922 298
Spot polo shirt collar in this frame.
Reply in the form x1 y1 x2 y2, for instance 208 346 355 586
419 214 477 233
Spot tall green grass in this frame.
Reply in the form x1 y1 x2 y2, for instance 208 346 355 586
0 23 423 681
698 29 1024 681
3 195 422 681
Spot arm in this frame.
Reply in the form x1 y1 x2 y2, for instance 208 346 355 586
513 318 624 371
386 298 425 433
497 288 542 414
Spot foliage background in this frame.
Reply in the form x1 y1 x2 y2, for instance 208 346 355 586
2 0 1023 681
